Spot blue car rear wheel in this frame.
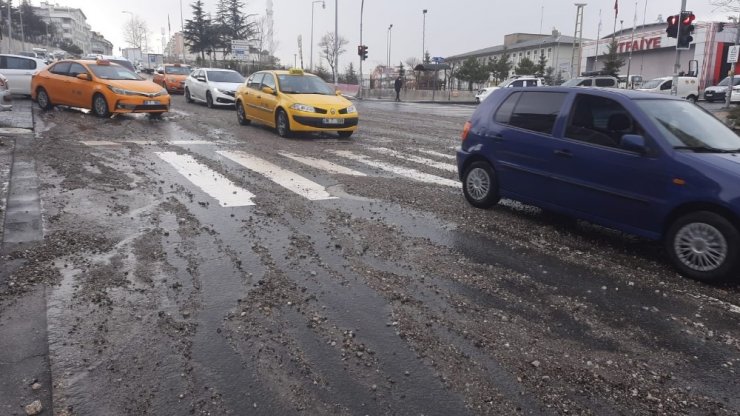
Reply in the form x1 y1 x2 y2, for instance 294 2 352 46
462 161 500 209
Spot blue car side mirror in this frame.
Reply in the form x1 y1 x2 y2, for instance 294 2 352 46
621 134 647 154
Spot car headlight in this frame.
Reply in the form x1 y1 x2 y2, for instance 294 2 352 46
291 103 317 113
216 88 232 95
155 88 168 97
108 85 139 95
345 105 357 114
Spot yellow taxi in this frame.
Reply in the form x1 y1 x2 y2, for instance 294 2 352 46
31 59 170 118
153 63 191 94
235 69 358 138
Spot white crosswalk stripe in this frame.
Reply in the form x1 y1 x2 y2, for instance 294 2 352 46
417 149 456 161
365 146 456 172
156 152 256 207
329 150 459 187
279 153 367 176
217 150 337 201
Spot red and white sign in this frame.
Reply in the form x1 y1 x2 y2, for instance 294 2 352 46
616 36 662 53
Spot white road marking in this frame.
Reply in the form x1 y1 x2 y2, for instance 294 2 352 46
217 150 337 201
365 146 456 172
170 140 214 145
81 140 120 146
418 149 456 161
279 153 367 176
330 150 459 187
156 152 255 207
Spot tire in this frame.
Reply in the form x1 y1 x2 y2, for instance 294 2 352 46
338 131 353 138
475 97 481 104
276 109 292 138
185 88 194 103
665 211 740 282
206 92 214 109
148 112 164 119
92 93 110 118
36 88 52 110
686 94 697 103
462 161 500 209
236 100 250 125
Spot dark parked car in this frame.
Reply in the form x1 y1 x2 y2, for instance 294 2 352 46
457 87 740 282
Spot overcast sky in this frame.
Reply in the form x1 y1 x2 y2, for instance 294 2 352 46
51 0 728 69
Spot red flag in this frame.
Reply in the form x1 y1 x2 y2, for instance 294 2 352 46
614 0 618 16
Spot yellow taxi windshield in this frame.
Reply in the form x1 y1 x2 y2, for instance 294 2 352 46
277 75 334 95
89 64 140 80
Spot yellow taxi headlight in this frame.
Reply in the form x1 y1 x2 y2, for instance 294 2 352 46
290 103 317 113
108 85 137 95
346 105 357 114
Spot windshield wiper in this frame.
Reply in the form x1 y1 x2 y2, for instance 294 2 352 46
674 145 737 153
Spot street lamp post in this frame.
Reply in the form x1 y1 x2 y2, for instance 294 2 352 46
387 24 393 70
422 9 427 61
310 0 325 71
334 0 338 86
358 0 364 99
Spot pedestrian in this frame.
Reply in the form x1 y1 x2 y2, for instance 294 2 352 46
394 76 403 102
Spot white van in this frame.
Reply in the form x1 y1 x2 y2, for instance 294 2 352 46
636 76 699 102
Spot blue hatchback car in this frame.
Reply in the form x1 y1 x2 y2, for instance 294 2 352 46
456 87 740 282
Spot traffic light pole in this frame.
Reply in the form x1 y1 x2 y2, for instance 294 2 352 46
671 0 686 97
726 11 740 108
358 0 364 100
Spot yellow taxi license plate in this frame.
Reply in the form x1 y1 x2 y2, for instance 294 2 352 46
323 118 344 125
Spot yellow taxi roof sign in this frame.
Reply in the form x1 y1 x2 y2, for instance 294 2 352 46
289 68 304 75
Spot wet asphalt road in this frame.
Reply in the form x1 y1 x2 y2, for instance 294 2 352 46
0 96 739 415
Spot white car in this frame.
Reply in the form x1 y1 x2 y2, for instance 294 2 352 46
703 76 740 103
636 76 699 102
0 54 47 95
184 68 245 108
475 76 544 103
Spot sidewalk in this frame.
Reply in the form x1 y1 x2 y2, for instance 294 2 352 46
0 98 34 130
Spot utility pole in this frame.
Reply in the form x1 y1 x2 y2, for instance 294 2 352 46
179 0 185 63
672 0 687 97
333 0 338 85
18 3 25 52
726 11 740 107
7 0 12 53
595 9 602 63
625 1 638 87
358 0 364 99
571 3 586 79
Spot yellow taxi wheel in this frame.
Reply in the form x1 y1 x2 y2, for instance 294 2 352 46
236 101 250 126
36 88 52 110
92 94 110 118
276 109 292 138
338 131 353 139
148 112 164 119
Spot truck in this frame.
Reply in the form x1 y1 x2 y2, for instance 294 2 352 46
122 47 143 68
141 53 164 74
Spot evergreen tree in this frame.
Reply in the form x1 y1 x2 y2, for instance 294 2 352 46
492 48 512 82
456 57 490 91
215 0 257 57
515 57 536 75
535 54 548 76
601 39 625 77
543 66 555 85
344 62 358 84
184 0 212 61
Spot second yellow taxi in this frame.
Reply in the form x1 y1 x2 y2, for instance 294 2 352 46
234 69 358 138
31 59 170 118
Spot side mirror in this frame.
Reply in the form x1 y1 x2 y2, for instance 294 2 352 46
262 86 275 95
335 90 342 96
76 73 91 81
157 69 164 75
620 134 648 154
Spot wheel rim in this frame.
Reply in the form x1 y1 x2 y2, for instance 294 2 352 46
38 91 47 107
466 167 490 201
94 96 106 115
674 222 728 272
237 103 245 121
277 112 287 135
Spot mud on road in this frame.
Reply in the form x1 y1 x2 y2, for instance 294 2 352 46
1 97 739 415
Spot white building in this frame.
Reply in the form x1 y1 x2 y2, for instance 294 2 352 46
581 21 739 90
35 2 92 54
446 30 582 84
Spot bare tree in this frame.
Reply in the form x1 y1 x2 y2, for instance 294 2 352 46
711 0 740 11
318 32 348 81
123 14 149 49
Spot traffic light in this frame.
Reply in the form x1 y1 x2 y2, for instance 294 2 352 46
358 45 368 60
677 11 695 50
357 45 363 57
666 14 679 38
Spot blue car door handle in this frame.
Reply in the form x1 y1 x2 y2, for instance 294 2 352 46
554 149 572 158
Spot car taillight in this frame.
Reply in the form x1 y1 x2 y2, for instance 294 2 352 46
461 121 472 141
